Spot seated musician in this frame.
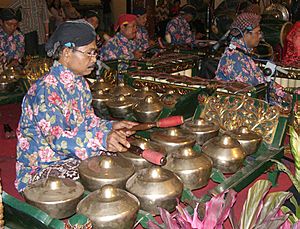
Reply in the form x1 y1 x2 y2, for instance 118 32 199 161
15 20 137 192
132 7 150 52
165 4 197 46
99 14 140 63
84 10 109 49
282 21 300 68
215 12 290 106
0 8 24 67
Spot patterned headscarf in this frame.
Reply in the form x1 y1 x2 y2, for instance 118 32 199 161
114 14 137 32
230 12 261 36
243 4 261 15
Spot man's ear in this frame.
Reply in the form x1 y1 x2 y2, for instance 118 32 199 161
0 20 3 26
62 47 72 58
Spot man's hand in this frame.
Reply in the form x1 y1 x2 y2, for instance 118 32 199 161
106 130 130 152
134 50 144 59
112 120 139 136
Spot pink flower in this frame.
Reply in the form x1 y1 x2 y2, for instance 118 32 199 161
62 127 78 138
75 148 88 160
87 138 101 150
38 119 51 135
60 71 75 92
96 131 104 142
60 70 74 85
50 126 63 138
38 147 55 162
18 137 30 151
33 105 39 116
44 74 58 87
27 83 37 96
25 106 33 120
48 92 63 106
71 99 79 112
90 117 100 128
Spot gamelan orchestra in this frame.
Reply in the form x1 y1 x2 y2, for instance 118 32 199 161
1 0 300 228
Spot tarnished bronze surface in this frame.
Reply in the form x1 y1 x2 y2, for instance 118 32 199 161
227 126 262 155
150 127 196 154
120 138 165 170
182 118 219 145
126 167 183 215
23 177 84 219
133 95 163 122
105 95 136 118
202 135 246 174
164 146 212 190
79 156 135 191
77 185 140 229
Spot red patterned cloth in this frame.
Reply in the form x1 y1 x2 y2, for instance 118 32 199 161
282 22 300 68
230 12 261 36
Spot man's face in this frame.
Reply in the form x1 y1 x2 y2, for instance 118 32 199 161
65 40 97 76
86 16 99 29
136 14 147 27
1 19 18 36
244 26 262 49
121 20 137 40
185 14 193 22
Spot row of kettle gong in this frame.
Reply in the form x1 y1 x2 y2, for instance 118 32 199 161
22 160 184 228
151 118 262 174
91 79 180 121
22 119 262 228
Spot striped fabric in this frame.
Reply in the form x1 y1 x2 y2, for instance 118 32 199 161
9 0 49 44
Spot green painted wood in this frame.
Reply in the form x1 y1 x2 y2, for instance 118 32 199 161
3 192 65 229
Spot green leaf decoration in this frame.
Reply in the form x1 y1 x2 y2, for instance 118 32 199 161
240 180 272 229
271 159 300 193
49 115 56 124
39 103 47 112
290 126 300 182
254 215 289 229
76 137 84 147
61 140 67 149
281 206 298 224
256 191 292 226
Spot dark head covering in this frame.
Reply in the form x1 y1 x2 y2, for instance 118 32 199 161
180 4 197 18
0 8 22 22
45 20 96 57
132 7 146 16
85 10 100 20
230 12 261 36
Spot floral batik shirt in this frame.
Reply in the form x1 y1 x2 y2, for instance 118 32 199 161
15 61 113 192
0 27 25 63
215 39 287 106
134 26 149 51
99 32 135 61
166 15 195 45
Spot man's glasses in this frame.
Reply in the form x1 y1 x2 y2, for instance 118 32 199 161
73 49 98 58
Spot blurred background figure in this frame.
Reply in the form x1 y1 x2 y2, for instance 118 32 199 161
170 0 181 18
101 0 112 34
9 0 49 57
84 9 108 49
155 0 170 39
63 0 81 20
282 21 300 68
49 0 65 28
0 8 24 68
